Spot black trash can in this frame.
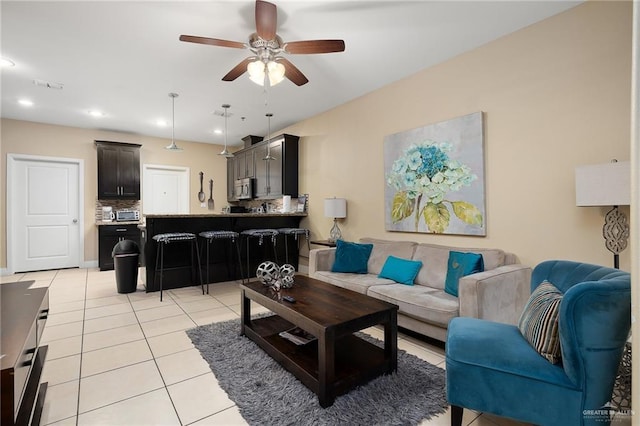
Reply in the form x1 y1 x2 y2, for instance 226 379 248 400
112 240 140 294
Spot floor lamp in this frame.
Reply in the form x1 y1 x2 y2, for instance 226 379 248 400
575 160 631 269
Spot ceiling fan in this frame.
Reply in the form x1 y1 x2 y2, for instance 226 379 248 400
179 0 345 87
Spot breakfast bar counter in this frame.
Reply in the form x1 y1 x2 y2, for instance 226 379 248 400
142 213 306 292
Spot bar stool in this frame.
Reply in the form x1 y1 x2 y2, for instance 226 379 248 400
278 228 310 268
152 232 203 302
198 230 245 292
240 229 278 279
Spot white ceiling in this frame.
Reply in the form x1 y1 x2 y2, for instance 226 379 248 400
1 1 580 147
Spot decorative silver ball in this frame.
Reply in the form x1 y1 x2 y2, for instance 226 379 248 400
279 264 295 279
256 261 280 285
281 275 295 289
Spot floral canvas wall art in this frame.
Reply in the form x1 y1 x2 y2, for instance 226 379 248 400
384 112 485 236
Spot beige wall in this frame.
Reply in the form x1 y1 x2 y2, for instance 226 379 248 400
1 1 633 272
285 1 632 271
0 119 229 269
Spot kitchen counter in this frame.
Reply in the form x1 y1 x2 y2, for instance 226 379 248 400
96 221 142 226
142 213 306 292
144 212 307 218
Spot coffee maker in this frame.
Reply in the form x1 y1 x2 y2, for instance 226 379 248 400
102 206 114 222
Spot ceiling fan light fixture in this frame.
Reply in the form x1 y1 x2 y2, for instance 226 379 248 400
267 61 285 86
247 59 285 87
247 60 266 85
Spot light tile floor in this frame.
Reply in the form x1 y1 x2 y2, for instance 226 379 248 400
3 268 533 426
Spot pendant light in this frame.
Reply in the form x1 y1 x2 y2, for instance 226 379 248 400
219 104 234 158
263 113 276 161
165 93 183 151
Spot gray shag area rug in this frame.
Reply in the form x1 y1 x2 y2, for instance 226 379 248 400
186 317 447 426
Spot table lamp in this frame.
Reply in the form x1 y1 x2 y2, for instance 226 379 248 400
324 197 347 243
575 160 630 268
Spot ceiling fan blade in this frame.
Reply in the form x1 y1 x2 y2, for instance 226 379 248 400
179 35 245 49
222 57 255 81
276 58 309 86
255 0 277 40
284 40 346 54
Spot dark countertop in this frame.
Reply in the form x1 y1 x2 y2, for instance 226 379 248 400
144 212 307 219
96 221 142 226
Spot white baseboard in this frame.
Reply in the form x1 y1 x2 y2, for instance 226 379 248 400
82 260 99 269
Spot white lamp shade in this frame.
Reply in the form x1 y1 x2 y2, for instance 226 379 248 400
247 60 265 85
324 198 347 218
247 60 285 87
575 161 630 206
267 61 285 86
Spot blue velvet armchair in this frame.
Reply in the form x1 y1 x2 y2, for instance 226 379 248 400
446 260 631 426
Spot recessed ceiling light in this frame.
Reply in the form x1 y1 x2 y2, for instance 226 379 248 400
88 110 105 117
214 129 223 135
156 119 168 127
1 58 15 68
18 99 33 107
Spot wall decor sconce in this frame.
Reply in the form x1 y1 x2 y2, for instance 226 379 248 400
575 160 630 268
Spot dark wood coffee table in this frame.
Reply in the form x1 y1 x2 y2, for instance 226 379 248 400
240 275 398 408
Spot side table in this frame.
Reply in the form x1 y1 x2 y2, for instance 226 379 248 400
310 240 336 248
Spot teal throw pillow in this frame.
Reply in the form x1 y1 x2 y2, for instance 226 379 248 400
331 240 373 274
378 256 423 285
444 251 484 297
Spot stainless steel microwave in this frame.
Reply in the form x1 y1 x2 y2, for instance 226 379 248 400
234 178 254 200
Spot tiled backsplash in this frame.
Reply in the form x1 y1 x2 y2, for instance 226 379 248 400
95 200 141 222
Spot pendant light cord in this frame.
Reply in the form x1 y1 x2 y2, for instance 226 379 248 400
172 95 175 144
166 92 182 151
265 113 274 160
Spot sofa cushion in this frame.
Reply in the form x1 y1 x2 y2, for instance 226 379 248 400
444 251 484 297
518 281 563 364
331 240 373 274
367 284 459 327
313 271 395 294
413 243 505 289
378 256 423 285
359 238 417 275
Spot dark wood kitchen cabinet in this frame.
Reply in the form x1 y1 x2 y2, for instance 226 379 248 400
235 148 255 179
254 134 299 199
96 141 141 200
99 224 141 271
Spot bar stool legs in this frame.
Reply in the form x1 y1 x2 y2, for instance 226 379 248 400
199 231 245 292
278 228 310 269
241 229 279 277
152 233 203 302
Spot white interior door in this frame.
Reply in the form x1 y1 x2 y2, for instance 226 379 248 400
8 154 83 273
142 164 189 214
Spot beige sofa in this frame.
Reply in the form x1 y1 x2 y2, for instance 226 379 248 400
308 238 531 342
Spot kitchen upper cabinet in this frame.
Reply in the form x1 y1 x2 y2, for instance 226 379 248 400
254 134 299 199
235 148 255 179
96 141 141 200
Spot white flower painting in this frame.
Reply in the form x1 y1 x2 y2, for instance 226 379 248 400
384 112 486 236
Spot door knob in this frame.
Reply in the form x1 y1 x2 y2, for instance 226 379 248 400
72 219 78 223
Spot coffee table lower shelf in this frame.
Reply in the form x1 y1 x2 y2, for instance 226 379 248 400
243 315 391 406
